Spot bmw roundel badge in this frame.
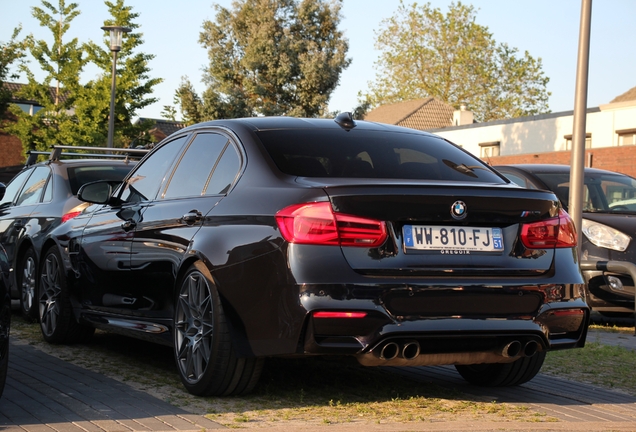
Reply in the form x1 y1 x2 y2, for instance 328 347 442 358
451 200 467 220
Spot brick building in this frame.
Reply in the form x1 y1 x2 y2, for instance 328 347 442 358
428 86 636 177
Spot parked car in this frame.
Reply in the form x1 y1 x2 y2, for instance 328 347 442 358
39 115 588 396
0 244 10 399
0 146 145 320
494 164 636 316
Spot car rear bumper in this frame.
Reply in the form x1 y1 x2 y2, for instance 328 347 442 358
300 283 588 367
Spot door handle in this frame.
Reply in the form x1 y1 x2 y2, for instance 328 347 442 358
182 210 202 225
121 220 136 231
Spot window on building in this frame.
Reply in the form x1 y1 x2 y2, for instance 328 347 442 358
616 128 636 146
564 133 591 150
15 103 43 115
479 141 500 158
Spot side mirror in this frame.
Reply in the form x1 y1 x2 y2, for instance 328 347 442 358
0 183 5 201
78 181 114 204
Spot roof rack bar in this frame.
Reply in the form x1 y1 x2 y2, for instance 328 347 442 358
50 152 134 159
51 145 150 154
24 145 150 166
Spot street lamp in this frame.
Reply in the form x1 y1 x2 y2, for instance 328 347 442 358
101 25 131 148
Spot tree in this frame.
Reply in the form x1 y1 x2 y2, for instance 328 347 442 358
6 0 162 153
6 0 86 153
364 1 550 122
0 27 26 120
173 76 205 125
175 0 350 120
81 0 163 147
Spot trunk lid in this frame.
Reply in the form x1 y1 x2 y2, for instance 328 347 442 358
323 182 561 276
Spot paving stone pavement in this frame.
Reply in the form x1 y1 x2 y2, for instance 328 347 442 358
1 326 635 431
0 340 223 431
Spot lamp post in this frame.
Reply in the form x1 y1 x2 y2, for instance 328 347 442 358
101 25 131 148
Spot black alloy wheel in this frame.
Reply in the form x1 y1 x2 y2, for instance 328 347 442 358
18 247 38 321
455 352 546 387
38 246 94 344
174 261 263 396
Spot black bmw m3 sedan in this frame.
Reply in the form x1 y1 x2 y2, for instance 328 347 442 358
37 114 589 396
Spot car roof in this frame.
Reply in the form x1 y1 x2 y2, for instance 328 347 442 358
493 164 626 176
176 116 439 137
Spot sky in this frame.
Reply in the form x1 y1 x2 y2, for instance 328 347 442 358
1 0 635 120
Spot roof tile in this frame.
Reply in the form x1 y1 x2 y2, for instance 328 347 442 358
364 98 454 130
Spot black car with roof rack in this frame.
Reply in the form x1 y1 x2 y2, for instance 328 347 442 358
0 145 147 320
38 115 588 396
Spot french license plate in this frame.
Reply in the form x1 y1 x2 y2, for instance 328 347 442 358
403 225 504 252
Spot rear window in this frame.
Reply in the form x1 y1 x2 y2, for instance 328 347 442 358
256 129 504 183
68 165 133 195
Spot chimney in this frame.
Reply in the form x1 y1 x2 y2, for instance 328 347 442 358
453 105 473 126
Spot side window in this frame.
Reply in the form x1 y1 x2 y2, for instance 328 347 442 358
42 175 53 202
0 169 32 208
205 144 241 195
120 136 189 204
16 166 51 206
163 133 228 199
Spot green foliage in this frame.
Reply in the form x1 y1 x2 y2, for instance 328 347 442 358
0 27 26 120
174 76 204 125
160 105 177 122
175 0 350 120
4 0 162 154
365 1 550 122
81 0 162 147
6 0 86 153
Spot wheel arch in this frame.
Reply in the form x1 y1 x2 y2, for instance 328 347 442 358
38 239 77 291
175 255 255 358
40 238 61 264
16 237 35 266
7 236 39 300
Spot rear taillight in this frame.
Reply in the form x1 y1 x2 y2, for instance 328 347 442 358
275 202 387 247
520 209 577 249
313 311 367 319
61 211 82 223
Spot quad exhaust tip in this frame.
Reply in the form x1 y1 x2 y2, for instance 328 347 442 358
379 340 422 360
524 340 539 357
501 341 522 358
379 342 400 360
402 340 421 360
376 339 539 363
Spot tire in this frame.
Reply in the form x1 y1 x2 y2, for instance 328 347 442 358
455 352 546 387
18 247 39 322
174 261 263 396
38 246 94 344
